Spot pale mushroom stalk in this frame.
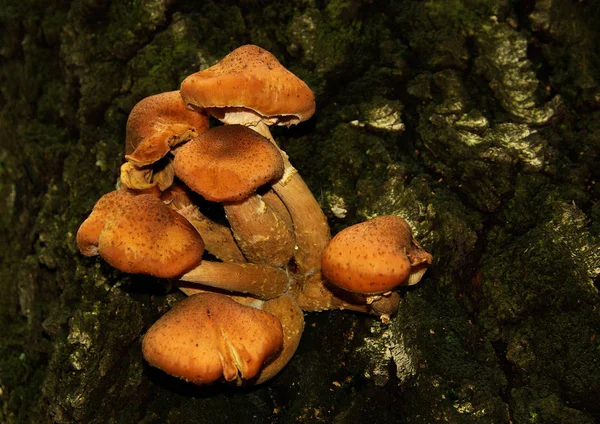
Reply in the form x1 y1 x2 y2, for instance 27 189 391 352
294 274 402 322
177 204 246 263
261 188 293 229
161 183 246 263
294 273 369 313
366 291 401 324
179 261 290 300
224 194 295 267
254 294 304 384
250 120 331 277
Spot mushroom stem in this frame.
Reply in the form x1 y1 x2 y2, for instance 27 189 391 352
224 194 295 267
180 261 290 300
261 188 293 229
255 294 304 384
176 205 246 263
366 291 401 324
294 273 369 313
293 274 402 320
251 121 331 276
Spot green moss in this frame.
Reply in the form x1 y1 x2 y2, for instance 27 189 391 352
424 0 508 30
395 287 510 422
539 0 600 108
479 196 600 420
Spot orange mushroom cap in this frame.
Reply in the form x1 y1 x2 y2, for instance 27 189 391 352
76 190 204 278
142 292 283 385
125 91 209 166
180 44 315 126
173 125 284 202
321 215 433 294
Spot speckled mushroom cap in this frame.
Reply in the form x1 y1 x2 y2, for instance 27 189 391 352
180 45 316 126
76 190 204 278
321 215 433 294
142 292 284 385
173 125 284 202
125 91 209 166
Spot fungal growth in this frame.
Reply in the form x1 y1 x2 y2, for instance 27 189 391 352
76 46 433 386
77 190 204 278
321 215 433 294
121 91 209 193
142 293 284 384
173 125 284 202
180 44 329 276
180 44 315 126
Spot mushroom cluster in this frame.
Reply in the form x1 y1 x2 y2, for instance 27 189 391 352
77 45 433 386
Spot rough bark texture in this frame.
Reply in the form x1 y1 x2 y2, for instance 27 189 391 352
1 0 599 423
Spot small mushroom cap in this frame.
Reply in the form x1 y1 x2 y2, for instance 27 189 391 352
142 292 284 385
125 91 209 166
180 45 315 126
321 215 432 294
76 190 204 278
173 125 284 202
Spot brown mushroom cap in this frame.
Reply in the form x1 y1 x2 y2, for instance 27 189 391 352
321 215 432 294
76 190 204 278
180 44 315 126
125 91 209 166
142 292 283 385
173 125 284 202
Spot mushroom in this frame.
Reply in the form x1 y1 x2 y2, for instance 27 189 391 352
125 91 209 166
180 45 315 127
76 46 436 390
321 215 433 295
121 91 209 192
173 125 295 267
180 45 330 276
142 292 283 385
172 290 304 384
76 190 204 278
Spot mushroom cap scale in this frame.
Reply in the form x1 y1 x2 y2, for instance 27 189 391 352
321 215 431 294
173 125 284 203
76 190 204 278
180 45 315 126
142 293 283 385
